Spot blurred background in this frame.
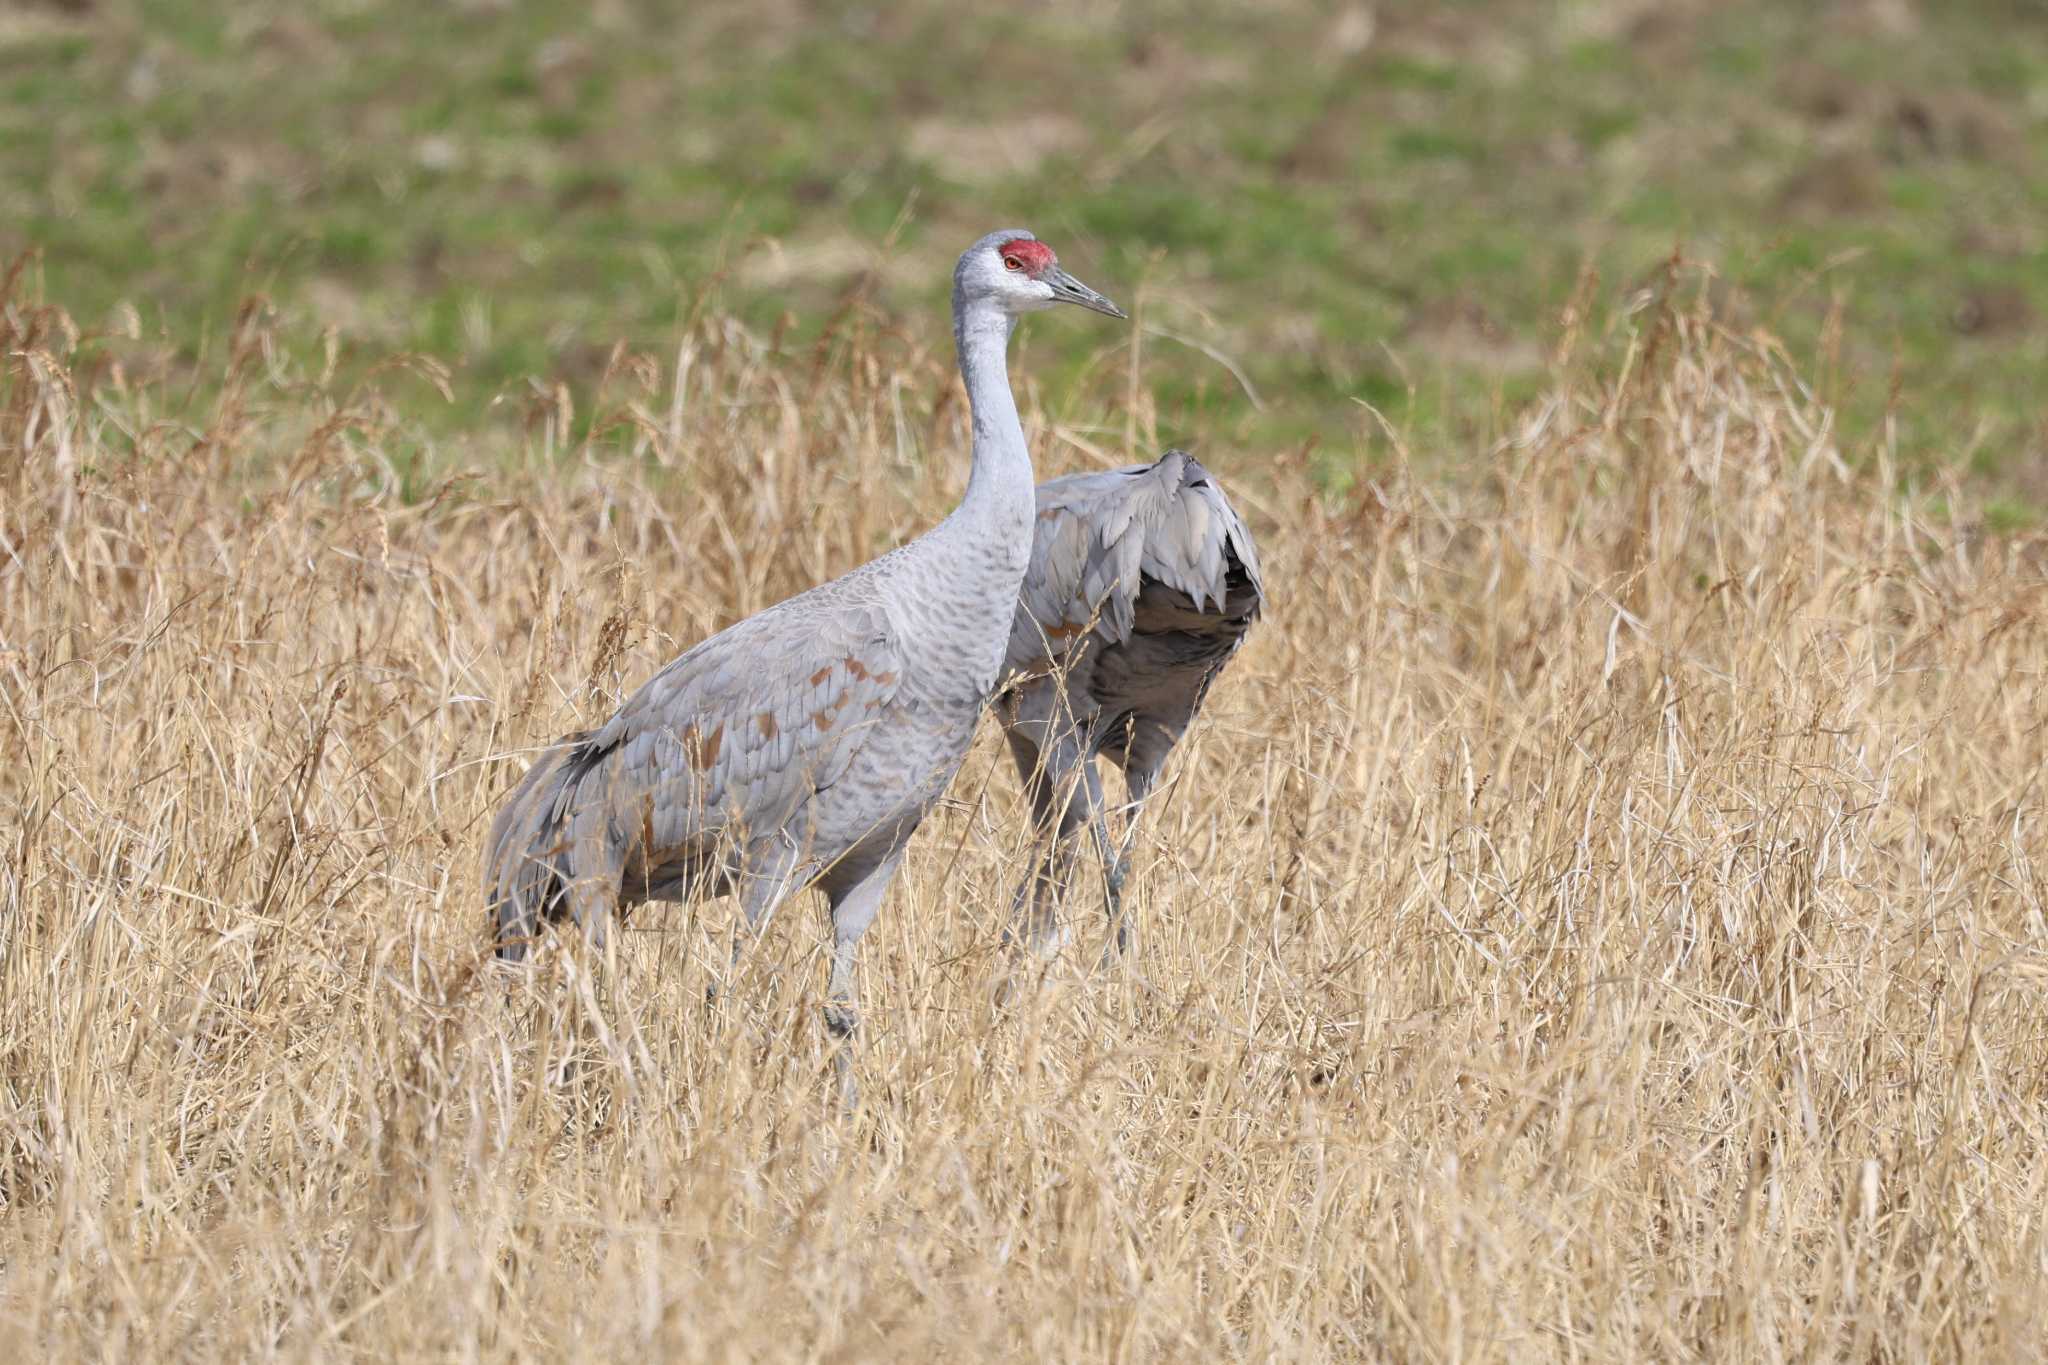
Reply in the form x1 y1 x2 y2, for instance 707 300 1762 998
6 0 2046 501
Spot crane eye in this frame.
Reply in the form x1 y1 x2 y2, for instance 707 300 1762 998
1002 255 1025 271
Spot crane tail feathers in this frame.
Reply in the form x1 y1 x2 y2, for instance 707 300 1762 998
484 730 606 961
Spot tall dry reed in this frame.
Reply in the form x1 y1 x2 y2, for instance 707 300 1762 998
2 265 2045 1360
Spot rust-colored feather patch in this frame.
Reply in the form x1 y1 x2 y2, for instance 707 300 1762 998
680 722 724 770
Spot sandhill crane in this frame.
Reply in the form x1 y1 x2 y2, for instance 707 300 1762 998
998 450 1263 962
486 229 1125 1097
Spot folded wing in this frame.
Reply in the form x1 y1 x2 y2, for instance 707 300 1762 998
487 599 906 954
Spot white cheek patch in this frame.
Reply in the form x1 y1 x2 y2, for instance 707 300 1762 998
1008 281 1058 313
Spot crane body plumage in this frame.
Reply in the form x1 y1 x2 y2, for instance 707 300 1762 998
998 449 1264 958
484 230 1125 1095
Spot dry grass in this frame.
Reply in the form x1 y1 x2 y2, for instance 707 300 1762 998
4 265 2047 1362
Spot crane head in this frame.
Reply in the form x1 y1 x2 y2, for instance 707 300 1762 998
957 230 1127 320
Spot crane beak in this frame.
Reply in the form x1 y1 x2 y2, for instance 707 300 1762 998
1046 267 1127 319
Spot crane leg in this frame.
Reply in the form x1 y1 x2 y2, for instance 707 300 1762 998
1095 762 1159 966
821 847 905 1112
1082 762 1127 958
707 840 809 1005
1004 728 1090 962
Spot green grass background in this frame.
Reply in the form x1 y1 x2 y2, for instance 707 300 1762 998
6 0 2045 497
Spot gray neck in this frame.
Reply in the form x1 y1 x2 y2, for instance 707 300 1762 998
951 294 1033 527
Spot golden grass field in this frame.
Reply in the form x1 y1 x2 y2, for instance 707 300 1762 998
4 266 2047 1361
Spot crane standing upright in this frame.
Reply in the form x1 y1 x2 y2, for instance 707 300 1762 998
998 450 1264 962
484 230 1125 1099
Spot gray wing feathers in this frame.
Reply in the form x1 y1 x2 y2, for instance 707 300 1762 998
581 602 903 850
1007 450 1263 676
606 601 897 839
486 600 904 952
